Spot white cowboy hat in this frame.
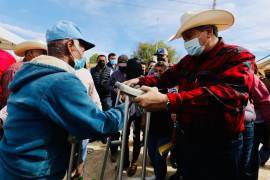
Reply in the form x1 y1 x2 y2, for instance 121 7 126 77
169 9 234 41
14 40 47 57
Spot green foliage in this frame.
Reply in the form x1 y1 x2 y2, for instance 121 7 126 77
132 41 177 64
89 53 99 64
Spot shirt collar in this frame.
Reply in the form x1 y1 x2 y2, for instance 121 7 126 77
30 55 75 74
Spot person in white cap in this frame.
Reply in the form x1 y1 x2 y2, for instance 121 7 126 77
125 9 255 180
14 40 47 61
0 20 124 179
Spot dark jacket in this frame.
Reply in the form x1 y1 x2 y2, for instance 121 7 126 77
91 65 112 99
109 70 127 106
106 62 118 72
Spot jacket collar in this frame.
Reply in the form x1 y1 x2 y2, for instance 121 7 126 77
30 55 75 74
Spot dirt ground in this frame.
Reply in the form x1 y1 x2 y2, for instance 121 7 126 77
83 141 270 180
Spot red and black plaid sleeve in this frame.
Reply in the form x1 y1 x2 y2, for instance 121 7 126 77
139 39 255 135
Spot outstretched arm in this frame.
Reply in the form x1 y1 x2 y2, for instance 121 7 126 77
40 75 124 140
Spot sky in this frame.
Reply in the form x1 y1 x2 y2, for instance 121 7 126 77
0 0 270 62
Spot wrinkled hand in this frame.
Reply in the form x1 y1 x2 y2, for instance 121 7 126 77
119 93 127 103
133 86 168 112
123 78 140 87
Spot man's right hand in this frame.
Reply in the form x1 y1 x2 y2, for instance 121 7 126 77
123 78 140 87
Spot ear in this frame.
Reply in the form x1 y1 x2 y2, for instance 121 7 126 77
206 28 213 39
66 40 75 54
24 50 32 59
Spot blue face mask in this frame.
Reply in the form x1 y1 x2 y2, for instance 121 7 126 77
72 40 87 70
110 59 118 65
74 57 86 70
184 38 205 56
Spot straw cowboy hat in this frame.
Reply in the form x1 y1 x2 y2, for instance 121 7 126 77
14 40 47 57
169 9 234 41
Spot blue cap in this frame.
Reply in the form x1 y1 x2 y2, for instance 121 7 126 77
46 20 95 50
154 48 168 55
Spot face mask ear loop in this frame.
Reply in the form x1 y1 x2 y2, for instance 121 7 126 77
73 40 83 58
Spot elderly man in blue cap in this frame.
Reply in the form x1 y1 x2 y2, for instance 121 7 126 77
0 20 125 179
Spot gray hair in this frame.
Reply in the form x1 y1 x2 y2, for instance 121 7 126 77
47 39 71 58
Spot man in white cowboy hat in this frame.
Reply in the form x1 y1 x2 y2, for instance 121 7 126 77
125 9 255 180
14 40 47 61
0 40 47 114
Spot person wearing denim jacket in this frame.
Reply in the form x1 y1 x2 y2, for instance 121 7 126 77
0 21 124 179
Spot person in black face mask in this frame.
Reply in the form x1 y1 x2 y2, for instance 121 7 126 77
118 57 145 176
109 54 128 106
97 59 106 68
119 66 127 73
90 54 112 111
108 54 128 162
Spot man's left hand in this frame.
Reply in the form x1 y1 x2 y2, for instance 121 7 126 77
133 86 168 112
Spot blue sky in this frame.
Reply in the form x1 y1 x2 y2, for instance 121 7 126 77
0 0 270 61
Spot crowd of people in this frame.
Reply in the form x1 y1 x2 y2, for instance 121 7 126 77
0 8 269 180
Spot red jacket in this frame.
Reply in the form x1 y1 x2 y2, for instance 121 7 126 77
0 61 24 108
0 49 16 78
139 38 255 141
0 49 16 107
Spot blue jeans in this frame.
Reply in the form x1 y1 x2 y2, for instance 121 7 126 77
124 115 142 166
148 134 170 180
259 146 270 165
240 121 254 179
178 133 243 180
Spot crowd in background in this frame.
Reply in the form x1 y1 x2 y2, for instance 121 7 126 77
0 8 269 180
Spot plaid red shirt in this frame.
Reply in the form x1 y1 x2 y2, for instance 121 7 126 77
139 38 255 140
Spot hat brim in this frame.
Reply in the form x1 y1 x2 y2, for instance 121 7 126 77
154 53 168 56
14 41 47 57
79 39 95 51
168 10 234 41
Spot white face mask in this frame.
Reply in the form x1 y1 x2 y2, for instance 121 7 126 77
184 38 205 56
